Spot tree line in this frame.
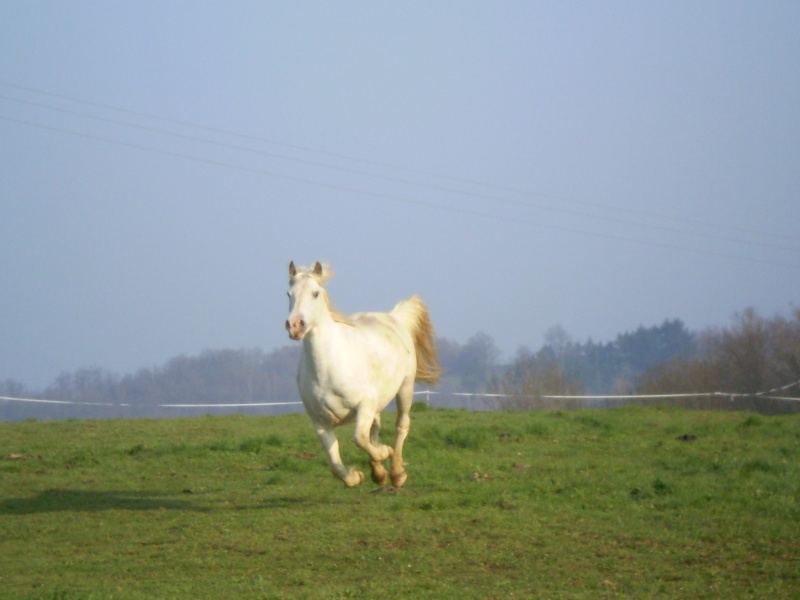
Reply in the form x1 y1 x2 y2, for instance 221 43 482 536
0 334 505 421
1 346 300 421
636 307 800 413
496 308 800 415
2 307 798 420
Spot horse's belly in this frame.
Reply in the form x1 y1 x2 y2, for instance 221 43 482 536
301 387 357 426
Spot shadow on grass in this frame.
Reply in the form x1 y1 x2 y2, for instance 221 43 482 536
247 496 318 510
0 489 209 514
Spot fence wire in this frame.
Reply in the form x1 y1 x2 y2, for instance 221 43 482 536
1 380 798 420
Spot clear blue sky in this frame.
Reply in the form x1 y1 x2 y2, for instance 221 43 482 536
1 2 798 388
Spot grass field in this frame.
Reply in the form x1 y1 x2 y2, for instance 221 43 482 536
1 405 798 599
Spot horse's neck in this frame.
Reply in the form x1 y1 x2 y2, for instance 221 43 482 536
302 316 349 371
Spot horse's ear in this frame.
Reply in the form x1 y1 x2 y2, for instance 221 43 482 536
289 261 297 278
313 262 323 277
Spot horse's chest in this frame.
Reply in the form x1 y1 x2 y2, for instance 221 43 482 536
298 366 359 424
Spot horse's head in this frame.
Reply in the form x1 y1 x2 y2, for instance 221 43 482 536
285 261 328 340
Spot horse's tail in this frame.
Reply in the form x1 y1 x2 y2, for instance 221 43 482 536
392 295 441 385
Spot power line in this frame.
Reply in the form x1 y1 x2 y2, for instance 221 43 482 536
2 113 798 270
3 93 797 255
2 81 795 247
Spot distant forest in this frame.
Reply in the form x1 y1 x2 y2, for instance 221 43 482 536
495 307 800 415
2 308 798 420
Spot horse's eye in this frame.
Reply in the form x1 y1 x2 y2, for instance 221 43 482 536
312 291 320 299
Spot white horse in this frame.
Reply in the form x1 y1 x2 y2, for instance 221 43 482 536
285 261 440 487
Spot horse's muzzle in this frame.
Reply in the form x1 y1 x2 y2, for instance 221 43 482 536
286 318 306 340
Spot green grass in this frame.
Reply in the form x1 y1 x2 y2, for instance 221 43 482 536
1 406 798 599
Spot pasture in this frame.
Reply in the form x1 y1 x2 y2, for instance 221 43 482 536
1 405 798 599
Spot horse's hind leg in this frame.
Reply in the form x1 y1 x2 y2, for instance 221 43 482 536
314 424 364 487
391 380 414 487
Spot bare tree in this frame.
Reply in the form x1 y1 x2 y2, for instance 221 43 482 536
493 347 584 410
639 307 800 412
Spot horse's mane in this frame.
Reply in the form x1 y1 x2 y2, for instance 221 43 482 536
323 291 353 326
290 263 353 326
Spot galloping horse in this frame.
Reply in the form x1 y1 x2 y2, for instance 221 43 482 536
285 261 440 487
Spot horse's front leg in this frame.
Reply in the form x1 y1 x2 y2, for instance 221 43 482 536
368 415 388 485
314 424 364 487
354 409 393 485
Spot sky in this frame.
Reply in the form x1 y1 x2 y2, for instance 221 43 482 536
1 2 798 389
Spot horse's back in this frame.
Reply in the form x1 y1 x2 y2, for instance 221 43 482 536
350 311 415 353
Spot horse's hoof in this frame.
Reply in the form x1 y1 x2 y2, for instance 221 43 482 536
391 470 407 488
370 464 388 485
344 469 364 488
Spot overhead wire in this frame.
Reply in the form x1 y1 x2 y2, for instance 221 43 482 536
5 112 798 271
1 82 798 268
4 81 795 247
2 93 798 256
